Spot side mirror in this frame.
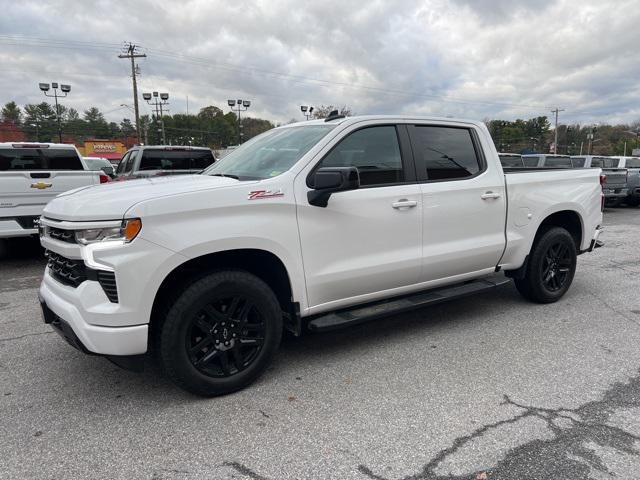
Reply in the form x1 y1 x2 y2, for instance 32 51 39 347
308 167 359 207
101 166 115 177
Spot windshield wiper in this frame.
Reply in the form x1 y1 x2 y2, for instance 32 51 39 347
210 173 240 180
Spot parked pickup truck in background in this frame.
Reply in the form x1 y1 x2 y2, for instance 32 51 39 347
114 145 216 180
0 143 109 252
615 156 640 207
38 115 604 396
571 155 628 206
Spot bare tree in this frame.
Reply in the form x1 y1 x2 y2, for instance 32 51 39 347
312 105 353 119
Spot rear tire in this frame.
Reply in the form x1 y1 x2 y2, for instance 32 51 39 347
158 270 283 396
514 227 577 304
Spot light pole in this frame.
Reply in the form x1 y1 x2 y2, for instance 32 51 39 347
39 82 70 143
300 105 314 120
143 92 169 144
228 99 251 145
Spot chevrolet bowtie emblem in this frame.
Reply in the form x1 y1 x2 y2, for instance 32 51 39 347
30 182 52 190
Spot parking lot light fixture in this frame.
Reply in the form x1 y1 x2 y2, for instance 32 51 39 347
300 105 314 120
229 98 251 144
39 81 70 143
143 90 170 144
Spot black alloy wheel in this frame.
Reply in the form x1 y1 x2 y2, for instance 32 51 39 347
541 242 573 292
514 226 577 304
159 270 282 396
187 296 265 377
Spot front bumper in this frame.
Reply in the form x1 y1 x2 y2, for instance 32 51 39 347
39 277 148 355
0 216 39 238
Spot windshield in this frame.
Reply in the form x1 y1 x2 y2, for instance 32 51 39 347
84 158 107 170
204 125 335 180
0 148 83 170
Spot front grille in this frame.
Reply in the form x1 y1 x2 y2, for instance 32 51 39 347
48 226 76 243
45 250 119 303
97 271 118 303
46 251 87 287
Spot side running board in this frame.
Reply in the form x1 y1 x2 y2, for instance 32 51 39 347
307 274 511 332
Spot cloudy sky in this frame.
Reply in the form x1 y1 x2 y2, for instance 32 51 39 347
1 0 639 126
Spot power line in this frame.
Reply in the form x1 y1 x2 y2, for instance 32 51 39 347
0 35 553 111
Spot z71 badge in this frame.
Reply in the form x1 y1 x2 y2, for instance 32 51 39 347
248 189 284 200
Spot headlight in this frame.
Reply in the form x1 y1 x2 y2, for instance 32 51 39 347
75 219 142 245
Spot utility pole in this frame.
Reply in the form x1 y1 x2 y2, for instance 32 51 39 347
119 43 146 143
551 108 564 154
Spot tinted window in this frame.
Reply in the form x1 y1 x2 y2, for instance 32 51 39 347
139 149 215 171
625 158 640 168
571 157 586 168
116 152 132 174
591 157 618 168
318 126 403 186
499 155 523 167
412 126 480 180
0 148 83 170
543 156 572 167
522 156 540 167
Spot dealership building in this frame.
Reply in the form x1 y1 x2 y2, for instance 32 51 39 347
77 139 127 164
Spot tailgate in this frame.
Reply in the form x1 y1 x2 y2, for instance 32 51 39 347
0 171 98 217
602 169 627 187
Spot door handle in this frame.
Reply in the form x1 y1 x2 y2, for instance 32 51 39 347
481 191 501 200
392 199 418 209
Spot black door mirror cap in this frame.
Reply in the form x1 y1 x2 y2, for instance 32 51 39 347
308 167 360 207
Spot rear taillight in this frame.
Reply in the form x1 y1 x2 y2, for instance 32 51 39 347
599 174 605 211
599 174 606 186
99 174 110 184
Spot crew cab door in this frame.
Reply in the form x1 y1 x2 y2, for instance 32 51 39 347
407 124 507 281
295 124 422 311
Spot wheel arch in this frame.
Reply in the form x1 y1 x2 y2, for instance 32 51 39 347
535 209 583 249
149 248 300 341
505 208 584 279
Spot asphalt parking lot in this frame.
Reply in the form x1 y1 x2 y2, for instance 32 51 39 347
2 208 640 480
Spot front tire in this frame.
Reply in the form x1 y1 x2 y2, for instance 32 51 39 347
514 227 577 304
159 270 283 396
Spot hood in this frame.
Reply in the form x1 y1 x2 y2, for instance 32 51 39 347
43 174 242 221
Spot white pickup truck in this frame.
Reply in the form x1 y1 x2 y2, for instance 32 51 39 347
0 143 109 252
37 115 604 396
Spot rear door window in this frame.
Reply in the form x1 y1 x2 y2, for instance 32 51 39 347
139 149 215 171
0 148 83 170
410 126 482 181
